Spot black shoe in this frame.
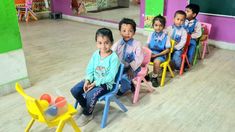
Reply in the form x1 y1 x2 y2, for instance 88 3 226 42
117 90 124 96
131 83 135 93
144 74 151 81
151 77 159 87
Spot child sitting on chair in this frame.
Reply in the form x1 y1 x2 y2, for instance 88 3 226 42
184 3 202 65
112 18 144 96
166 10 187 71
146 15 171 87
70 28 120 126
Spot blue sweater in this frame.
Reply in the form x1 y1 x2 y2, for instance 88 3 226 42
85 50 120 90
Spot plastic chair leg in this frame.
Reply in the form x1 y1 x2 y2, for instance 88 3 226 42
160 65 167 87
101 98 110 128
202 42 207 59
56 120 66 132
167 65 174 78
113 97 128 112
69 118 81 132
193 45 200 65
25 118 35 132
133 77 141 103
143 78 154 92
180 55 186 75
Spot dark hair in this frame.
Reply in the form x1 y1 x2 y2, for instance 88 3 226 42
186 4 200 17
152 15 166 28
119 18 136 33
174 10 187 18
95 28 114 43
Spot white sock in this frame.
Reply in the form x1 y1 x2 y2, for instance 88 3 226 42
152 73 158 78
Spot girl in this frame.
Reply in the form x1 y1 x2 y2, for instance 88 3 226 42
146 15 171 87
70 28 120 126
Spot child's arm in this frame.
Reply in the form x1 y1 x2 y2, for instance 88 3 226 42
174 29 187 50
130 41 144 71
191 21 202 39
94 55 120 87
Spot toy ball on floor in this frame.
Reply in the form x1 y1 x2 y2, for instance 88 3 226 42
40 94 52 104
55 96 67 108
46 105 58 116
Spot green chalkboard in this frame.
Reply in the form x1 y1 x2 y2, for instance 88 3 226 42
0 0 22 54
190 0 235 17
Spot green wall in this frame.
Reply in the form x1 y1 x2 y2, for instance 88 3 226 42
145 0 164 29
0 0 22 54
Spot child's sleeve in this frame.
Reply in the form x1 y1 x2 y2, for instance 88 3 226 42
85 52 95 82
174 29 187 50
146 32 153 46
165 35 171 49
94 55 120 86
130 41 144 71
165 26 172 37
191 21 202 39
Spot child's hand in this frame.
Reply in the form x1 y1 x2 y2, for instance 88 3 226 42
151 54 158 58
85 82 95 93
83 80 90 92
127 68 134 79
125 52 135 63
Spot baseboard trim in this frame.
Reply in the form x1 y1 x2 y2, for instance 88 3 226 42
0 77 31 96
208 40 235 51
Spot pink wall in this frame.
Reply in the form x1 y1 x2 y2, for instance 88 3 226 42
164 0 235 44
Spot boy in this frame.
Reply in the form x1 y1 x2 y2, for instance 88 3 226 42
112 18 144 95
166 10 187 70
184 3 202 65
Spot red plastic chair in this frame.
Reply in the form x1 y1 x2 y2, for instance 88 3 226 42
200 22 212 59
179 34 191 75
132 47 154 104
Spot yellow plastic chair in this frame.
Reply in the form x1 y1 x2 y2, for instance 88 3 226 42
149 40 175 87
15 83 81 132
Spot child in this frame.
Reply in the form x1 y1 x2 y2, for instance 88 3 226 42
70 28 120 126
112 18 144 95
184 3 202 65
146 15 171 87
166 10 187 71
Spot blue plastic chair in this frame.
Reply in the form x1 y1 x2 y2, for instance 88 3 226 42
74 63 127 128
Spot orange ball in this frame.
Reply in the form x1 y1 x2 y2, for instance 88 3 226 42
40 94 52 104
55 96 67 108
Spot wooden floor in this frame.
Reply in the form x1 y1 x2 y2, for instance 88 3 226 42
0 19 235 132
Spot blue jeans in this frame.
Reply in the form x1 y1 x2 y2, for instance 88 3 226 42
172 50 183 70
70 80 109 115
119 67 140 94
187 39 197 64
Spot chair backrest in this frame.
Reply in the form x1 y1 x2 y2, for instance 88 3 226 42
183 34 191 53
15 83 47 122
111 63 124 94
165 40 175 63
200 22 212 36
141 47 152 67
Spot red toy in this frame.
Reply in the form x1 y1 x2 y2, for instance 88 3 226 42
40 94 52 104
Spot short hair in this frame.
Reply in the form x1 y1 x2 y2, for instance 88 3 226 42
152 15 166 28
174 10 187 18
186 4 200 16
119 18 136 33
95 28 114 43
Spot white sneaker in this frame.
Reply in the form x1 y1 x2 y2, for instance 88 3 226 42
77 114 93 127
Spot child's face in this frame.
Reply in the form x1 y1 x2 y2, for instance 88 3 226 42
185 8 196 20
120 24 135 41
153 20 164 33
96 35 112 54
174 14 185 27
